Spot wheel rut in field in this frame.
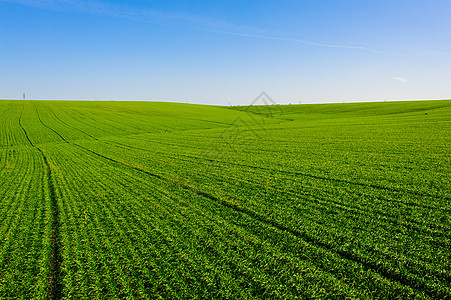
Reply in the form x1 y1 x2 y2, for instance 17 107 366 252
44 104 98 140
19 103 62 299
34 104 69 144
42 149 62 300
192 189 447 299
98 138 449 206
92 141 451 239
205 157 449 203
73 143 163 180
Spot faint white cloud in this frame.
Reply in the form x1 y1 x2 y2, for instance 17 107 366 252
393 76 408 83
0 0 385 54
1 0 168 24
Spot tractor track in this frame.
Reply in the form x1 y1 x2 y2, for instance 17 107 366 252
19 102 62 299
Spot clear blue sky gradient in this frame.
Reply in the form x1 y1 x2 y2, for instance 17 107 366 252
1 0 450 104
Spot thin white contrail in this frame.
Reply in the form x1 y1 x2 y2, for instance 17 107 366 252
214 30 381 54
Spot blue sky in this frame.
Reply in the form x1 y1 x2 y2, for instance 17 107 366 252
1 0 450 104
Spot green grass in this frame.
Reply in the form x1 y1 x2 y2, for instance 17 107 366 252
0 99 450 299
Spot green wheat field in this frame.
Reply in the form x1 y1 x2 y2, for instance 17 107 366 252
0 99 450 299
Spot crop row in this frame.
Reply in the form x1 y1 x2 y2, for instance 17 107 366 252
0 147 52 298
0 100 449 299
73 136 450 298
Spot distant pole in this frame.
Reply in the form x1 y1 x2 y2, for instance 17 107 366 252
23 93 25 100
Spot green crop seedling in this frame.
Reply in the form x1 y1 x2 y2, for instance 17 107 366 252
0 100 450 299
